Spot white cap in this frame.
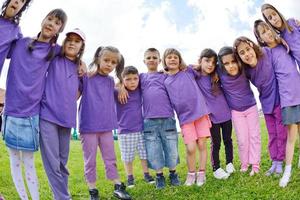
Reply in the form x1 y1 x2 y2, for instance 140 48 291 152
66 28 86 41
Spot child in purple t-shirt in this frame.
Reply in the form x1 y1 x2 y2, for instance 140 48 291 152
0 0 31 74
118 48 180 190
3 8 67 200
252 21 300 187
39 28 85 200
217 46 261 176
78 46 131 200
234 34 288 178
261 3 300 67
163 48 211 187
194 48 234 180
115 66 154 188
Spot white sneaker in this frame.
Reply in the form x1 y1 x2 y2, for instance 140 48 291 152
196 172 206 186
226 163 235 174
213 168 229 179
279 171 291 188
184 172 196 186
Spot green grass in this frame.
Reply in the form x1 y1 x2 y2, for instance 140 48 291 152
1 120 300 200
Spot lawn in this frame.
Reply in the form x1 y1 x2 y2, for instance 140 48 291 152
1 120 300 200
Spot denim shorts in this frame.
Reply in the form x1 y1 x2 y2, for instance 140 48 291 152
281 105 300 125
143 117 179 170
3 115 40 151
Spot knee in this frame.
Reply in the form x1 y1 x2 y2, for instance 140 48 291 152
198 139 207 151
186 145 197 155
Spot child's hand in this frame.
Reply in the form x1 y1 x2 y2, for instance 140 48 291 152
117 84 129 104
78 61 87 77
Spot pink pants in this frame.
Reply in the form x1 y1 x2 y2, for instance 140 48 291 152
231 105 261 168
80 132 119 183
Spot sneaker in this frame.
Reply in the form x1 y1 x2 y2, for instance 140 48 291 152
196 172 206 186
265 161 276 176
226 163 235 174
113 183 132 200
184 172 196 186
240 164 249 173
279 171 291 188
213 168 229 179
89 189 100 200
169 172 180 186
250 165 259 176
144 174 155 184
156 175 166 189
275 161 283 176
127 178 135 188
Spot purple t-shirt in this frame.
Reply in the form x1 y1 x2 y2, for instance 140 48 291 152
164 67 209 125
245 47 279 114
270 44 300 108
0 18 22 74
195 73 231 123
79 74 118 133
140 72 174 119
281 18 300 66
115 88 143 134
4 37 58 117
40 56 79 128
218 68 256 111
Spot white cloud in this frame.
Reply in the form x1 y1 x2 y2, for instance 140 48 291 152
0 0 299 90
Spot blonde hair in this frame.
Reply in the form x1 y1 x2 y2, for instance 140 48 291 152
162 48 186 71
88 46 124 80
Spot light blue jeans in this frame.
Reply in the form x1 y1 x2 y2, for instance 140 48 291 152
143 117 179 170
3 115 39 151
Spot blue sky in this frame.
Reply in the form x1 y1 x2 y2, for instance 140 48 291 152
0 0 299 89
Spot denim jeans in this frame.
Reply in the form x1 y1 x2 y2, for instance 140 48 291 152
143 117 179 170
3 115 39 151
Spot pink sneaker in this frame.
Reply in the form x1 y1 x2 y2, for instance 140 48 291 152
196 171 206 186
184 172 196 186
250 165 260 176
240 164 249 173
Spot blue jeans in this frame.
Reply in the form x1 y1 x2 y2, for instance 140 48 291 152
143 117 179 170
3 115 40 151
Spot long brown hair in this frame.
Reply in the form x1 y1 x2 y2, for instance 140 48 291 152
253 19 281 47
28 9 68 61
261 3 293 33
197 48 220 95
233 36 263 68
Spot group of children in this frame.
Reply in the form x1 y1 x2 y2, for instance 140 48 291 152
1 0 300 199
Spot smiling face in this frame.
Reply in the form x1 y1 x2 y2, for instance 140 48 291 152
262 8 283 30
236 42 258 67
4 0 26 19
199 56 216 75
63 33 83 61
165 53 180 74
221 54 239 76
97 50 119 76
